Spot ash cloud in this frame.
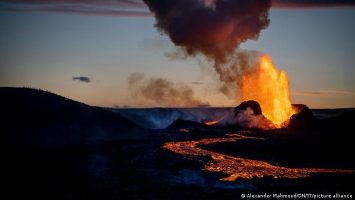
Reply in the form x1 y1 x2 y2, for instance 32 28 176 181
142 0 271 99
72 76 91 83
128 73 208 107
143 0 271 63
213 50 262 99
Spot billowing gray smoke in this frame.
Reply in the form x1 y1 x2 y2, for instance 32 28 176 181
214 50 261 98
128 73 208 107
143 0 271 62
143 0 271 99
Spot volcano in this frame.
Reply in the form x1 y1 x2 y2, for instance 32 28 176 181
3 87 355 199
168 100 316 131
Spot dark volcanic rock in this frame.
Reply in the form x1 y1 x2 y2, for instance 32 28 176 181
166 119 208 130
1 87 145 148
287 104 318 130
320 109 355 133
234 100 262 115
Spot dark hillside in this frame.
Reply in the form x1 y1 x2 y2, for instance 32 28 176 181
1 87 144 148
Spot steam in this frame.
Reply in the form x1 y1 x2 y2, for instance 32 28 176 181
218 107 275 129
128 73 208 107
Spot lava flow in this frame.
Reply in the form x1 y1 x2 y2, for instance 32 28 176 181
241 55 295 126
205 121 218 126
163 134 353 181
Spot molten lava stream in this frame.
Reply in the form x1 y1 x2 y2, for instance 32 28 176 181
163 134 353 181
241 55 295 127
205 121 218 126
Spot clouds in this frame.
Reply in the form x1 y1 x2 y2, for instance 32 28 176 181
1 0 353 17
191 81 203 85
0 0 150 16
72 76 91 83
272 0 355 8
292 90 355 97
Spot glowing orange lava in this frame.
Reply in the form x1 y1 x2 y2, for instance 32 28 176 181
205 121 218 126
241 55 295 126
163 134 353 181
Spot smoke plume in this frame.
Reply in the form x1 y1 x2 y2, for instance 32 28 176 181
143 0 271 99
128 73 208 107
143 0 271 62
214 50 262 98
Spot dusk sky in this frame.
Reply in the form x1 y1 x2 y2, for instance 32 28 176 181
1 0 355 108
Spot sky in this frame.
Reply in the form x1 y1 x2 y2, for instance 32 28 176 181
0 0 355 108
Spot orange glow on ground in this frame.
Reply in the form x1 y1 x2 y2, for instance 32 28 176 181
205 121 218 126
241 55 295 126
163 133 353 181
